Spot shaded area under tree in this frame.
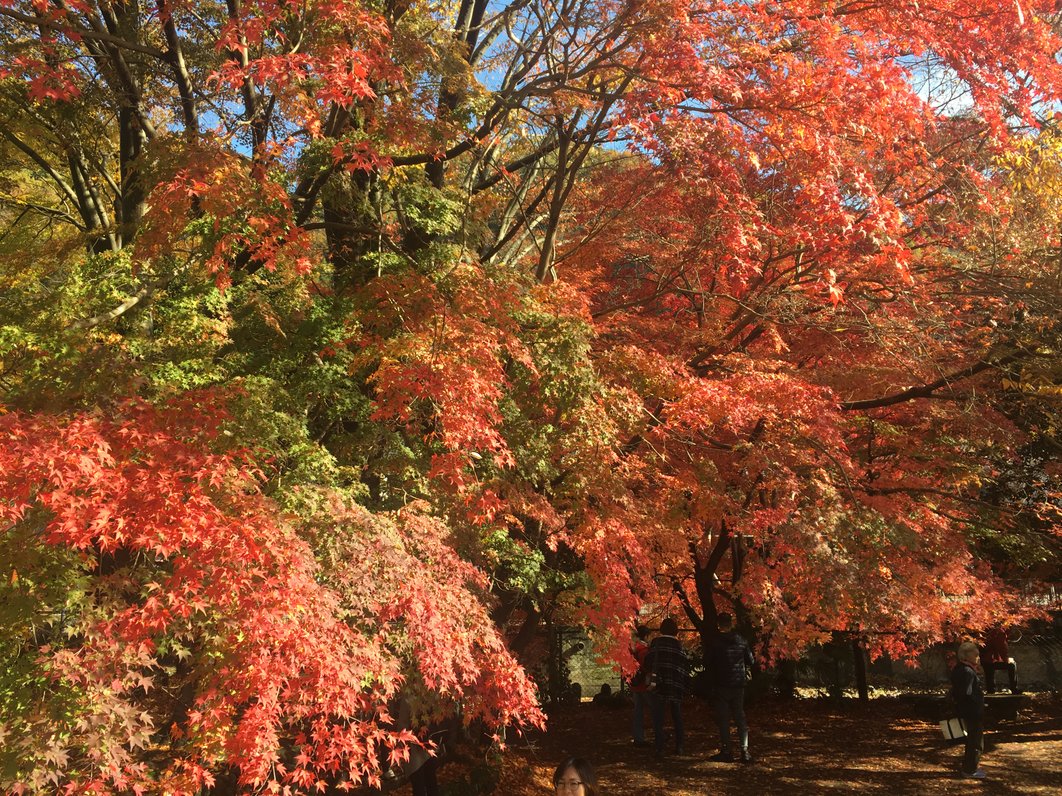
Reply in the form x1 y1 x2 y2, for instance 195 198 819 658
485 693 1062 795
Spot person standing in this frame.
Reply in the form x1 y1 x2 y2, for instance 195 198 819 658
708 612 755 764
645 617 690 757
380 695 444 796
980 625 1020 694
951 641 987 779
629 624 651 747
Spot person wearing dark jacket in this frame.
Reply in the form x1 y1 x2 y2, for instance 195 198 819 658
645 617 690 757
708 613 755 764
950 641 986 779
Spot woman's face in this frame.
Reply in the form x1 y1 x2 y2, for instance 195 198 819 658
555 765 586 794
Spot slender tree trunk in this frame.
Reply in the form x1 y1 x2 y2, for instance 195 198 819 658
853 638 869 703
776 658 797 699
325 170 377 290
509 607 541 657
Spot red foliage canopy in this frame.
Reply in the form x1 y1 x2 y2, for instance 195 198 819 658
0 400 540 793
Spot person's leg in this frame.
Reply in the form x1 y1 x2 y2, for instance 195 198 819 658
732 688 749 753
430 758 442 796
410 768 427 796
671 697 684 753
632 691 647 744
712 690 731 756
405 746 432 795
415 758 440 796
650 692 665 755
983 664 996 694
962 717 984 775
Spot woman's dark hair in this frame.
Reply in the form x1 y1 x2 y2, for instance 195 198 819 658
660 617 679 636
552 757 598 795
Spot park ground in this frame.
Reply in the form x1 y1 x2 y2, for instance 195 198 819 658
452 692 1062 795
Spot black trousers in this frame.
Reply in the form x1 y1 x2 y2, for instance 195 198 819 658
712 686 749 753
410 759 439 796
984 660 1017 693
961 715 984 775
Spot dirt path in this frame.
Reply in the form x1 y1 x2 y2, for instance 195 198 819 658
484 693 1062 795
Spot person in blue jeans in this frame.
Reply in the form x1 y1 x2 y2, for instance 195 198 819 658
645 617 690 757
708 612 755 764
629 624 651 747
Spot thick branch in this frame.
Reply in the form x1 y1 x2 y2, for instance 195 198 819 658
70 276 167 330
672 578 705 633
161 8 198 131
840 350 1026 411
0 7 165 58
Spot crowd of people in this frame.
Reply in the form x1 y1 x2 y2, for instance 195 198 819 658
543 613 755 795
561 619 1022 790
387 618 1023 793
622 613 756 762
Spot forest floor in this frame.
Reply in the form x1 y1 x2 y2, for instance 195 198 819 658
453 691 1062 795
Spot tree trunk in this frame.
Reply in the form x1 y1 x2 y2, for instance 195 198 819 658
118 105 146 244
776 658 797 699
853 638 869 703
324 170 377 290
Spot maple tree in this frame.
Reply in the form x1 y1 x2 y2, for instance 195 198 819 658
0 399 540 792
1 0 1061 791
548 5 1062 664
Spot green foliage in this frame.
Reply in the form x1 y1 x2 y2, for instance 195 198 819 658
393 178 465 240
1 0 1061 788
0 516 88 780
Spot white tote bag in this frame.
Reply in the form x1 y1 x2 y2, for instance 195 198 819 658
940 717 967 740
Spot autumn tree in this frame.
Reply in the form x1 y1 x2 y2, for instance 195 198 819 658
1 0 1062 791
560 7 1062 660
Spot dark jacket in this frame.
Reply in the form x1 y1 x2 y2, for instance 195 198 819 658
950 661 984 721
709 631 755 688
646 635 689 698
